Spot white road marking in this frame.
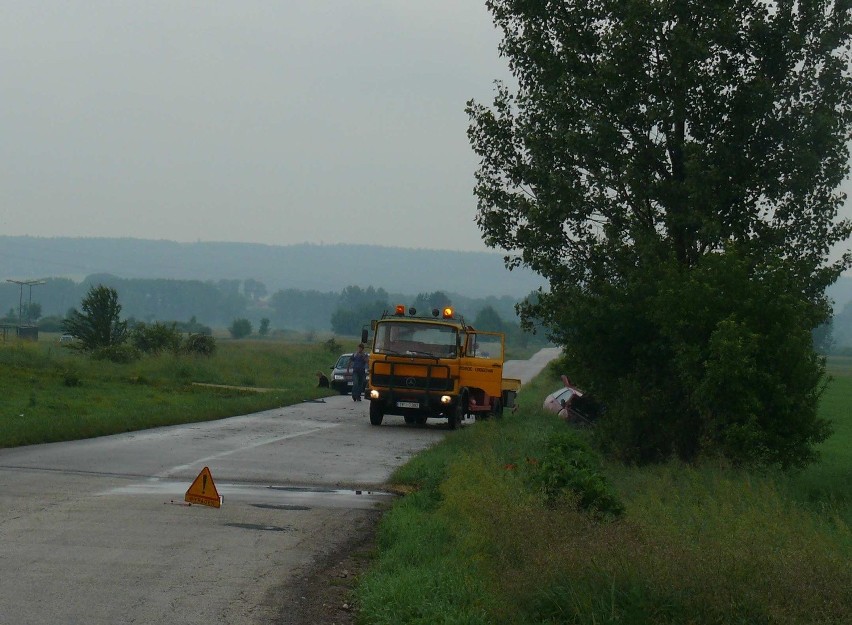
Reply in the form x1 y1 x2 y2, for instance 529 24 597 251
151 423 341 480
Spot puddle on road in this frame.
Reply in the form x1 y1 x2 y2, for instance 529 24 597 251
105 481 397 510
252 503 312 511
225 522 292 532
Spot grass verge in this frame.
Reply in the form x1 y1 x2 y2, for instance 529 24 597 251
0 338 354 447
355 363 852 625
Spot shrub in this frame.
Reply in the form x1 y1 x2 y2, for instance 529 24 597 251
229 318 252 339
527 430 624 518
183 334 216 356
130 321 182 354
62 285 128 351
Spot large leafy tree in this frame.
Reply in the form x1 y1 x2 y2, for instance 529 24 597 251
63 285 128 350
468 0 852 466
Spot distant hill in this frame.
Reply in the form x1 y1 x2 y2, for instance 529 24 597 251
0 236 547 299
3 235 848 312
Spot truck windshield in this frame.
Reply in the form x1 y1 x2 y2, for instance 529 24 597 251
374 321 458 358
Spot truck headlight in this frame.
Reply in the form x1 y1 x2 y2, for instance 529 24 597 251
333 374 344 381
440 395 452 404
369 389 379 399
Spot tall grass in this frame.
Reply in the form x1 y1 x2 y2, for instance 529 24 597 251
355 362 852 624
784 362 852 525
0 337 353 448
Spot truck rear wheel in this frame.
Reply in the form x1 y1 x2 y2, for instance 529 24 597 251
369 401 384 426
490 398 503 419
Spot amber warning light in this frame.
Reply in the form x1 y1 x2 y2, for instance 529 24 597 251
442 307 454 319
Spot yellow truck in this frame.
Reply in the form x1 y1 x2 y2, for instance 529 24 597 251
363 304 521 428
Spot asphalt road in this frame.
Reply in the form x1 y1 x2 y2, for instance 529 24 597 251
0 347 559 625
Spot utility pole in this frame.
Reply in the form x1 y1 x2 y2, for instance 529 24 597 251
6 279 46 325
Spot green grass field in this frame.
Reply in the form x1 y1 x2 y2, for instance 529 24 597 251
0 335 355 448
355 359 852 625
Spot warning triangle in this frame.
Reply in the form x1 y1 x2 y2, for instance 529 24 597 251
185 466 222 508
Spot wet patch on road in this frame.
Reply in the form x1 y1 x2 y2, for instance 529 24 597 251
225 522 293 532
251 503 312 511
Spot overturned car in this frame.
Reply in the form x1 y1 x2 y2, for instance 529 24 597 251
543 375 603 425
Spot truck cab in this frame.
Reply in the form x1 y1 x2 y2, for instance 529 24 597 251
366 305 518 428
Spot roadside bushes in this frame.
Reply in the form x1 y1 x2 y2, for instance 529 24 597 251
130 322 182 354
526 431 624 518
547 252 833 469
84 323 217 363
89 322 217 362
183 334 216 356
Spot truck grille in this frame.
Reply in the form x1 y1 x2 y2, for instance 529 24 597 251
371 374 453 392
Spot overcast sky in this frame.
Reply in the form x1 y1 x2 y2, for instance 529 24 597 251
2 2 850 262
1 1 511 252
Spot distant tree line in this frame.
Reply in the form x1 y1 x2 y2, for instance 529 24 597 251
0 274 550 346
3 272 849 352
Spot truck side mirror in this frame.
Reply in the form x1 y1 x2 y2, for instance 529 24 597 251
361 327 369 344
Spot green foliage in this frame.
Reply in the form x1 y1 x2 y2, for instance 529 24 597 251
527 430 624 517
62 285 128 351
228 318 252 339
356 369 852 625
130 321 182 354
551 254 832 467
258 318 270 336
183 334 216 356
468 2 852 467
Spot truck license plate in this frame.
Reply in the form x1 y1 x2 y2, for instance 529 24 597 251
397 401 419 409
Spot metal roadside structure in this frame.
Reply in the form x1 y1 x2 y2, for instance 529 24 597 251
5 278 46 341
364 304 521 429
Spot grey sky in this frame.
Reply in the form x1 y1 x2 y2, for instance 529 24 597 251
2 2 850 263
1 1 510 252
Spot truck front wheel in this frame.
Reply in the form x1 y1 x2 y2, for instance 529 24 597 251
369 401 384 426
448 401 463 430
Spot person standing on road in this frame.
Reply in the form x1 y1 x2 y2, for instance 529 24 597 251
347 343 369 402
